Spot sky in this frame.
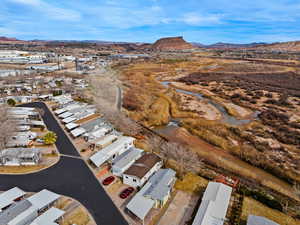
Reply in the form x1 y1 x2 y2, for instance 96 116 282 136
1 0 300 44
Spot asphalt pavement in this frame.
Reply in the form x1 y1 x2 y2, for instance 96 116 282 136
0 102 128 225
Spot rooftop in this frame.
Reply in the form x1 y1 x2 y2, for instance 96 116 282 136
124 153 161 179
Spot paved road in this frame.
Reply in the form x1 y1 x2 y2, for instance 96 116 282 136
0 102 128 225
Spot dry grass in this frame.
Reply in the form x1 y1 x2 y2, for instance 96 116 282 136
62 207 90 225
0 165 46 174
175 172 208 194
241 197 300 225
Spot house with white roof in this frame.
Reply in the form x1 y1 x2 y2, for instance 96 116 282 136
191 182 233 225
0 188 61 225
0 148 41 166
30 207 65 225
111 148 143 176
247 215 279 225
27 189 60 213
0 187 26 212
88 134 118 149
89 136 135 167
126 168 176 222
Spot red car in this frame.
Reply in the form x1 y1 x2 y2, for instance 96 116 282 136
102 176 115 186
119 187 134 199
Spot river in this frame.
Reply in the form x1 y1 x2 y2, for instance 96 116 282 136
156 81 260 132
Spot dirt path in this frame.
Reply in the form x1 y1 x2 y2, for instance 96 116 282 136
158 126 299 201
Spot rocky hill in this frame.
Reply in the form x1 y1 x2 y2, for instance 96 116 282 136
150 36 194 51
0 36 19 42
255 41 300 52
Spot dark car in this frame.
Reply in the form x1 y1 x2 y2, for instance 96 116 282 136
119 187 134 199
102 176 115 186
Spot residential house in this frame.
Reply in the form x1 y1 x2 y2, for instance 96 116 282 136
0 187 26 212
89 136 135 167
126 168 176 222
191 182 233 225
111 148 143 176
247 215 279 225
0 148 41 166
123 153 162 187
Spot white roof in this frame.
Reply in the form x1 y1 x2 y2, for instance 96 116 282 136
65 122 79 130
0 187 26 210
89 136 135 167
54 108 66 115
59 112 73 119
27 190 60 211
92 134 118 146
30 207 65 225
126 182 155 220
8 206 37 225
192 182 232 225
62 117 76 124
70 127 86 137
247 215 279 225
112 148 143 170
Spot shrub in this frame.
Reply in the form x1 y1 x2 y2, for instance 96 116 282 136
7 98 16 106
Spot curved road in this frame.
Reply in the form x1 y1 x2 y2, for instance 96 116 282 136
0 102 128 225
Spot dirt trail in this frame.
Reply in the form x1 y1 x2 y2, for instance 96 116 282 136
159 126 299 201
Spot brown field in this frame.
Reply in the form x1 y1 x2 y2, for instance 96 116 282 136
118 56 300 202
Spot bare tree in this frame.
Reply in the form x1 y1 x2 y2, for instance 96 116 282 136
0 104 17 150
160 141 203 177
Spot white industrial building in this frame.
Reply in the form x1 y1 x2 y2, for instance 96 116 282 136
123 153 162 188
191 182 233 225
89 136 135 167
126 168 176 221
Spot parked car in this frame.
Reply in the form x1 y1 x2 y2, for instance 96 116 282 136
119 187 134 199
102 176 115 186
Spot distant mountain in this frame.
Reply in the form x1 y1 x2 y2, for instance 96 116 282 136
0 36 19 41
150 36 194 51
255 41 300 52
192 42 267 49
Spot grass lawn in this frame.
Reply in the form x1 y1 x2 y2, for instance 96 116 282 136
62 207 90 225
241 197 300 225
175 172 208 194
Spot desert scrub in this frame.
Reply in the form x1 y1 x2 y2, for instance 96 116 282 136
241 197 300 225
181 118 237 151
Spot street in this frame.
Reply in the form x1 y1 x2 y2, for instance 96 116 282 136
0 102 128 225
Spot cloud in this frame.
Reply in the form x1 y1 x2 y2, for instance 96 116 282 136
7 0 81 21
181 13 222 26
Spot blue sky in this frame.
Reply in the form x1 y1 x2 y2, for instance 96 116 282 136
1 0 300 44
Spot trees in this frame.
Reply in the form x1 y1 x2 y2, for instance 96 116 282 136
43 132 57 145
7 98 16 106
0 104 16 150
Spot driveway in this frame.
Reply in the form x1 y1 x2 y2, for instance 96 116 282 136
0 102 128 225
